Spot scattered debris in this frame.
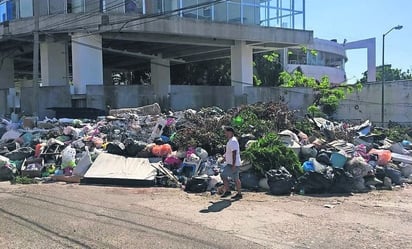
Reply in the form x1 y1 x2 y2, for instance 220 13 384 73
0 102 411 198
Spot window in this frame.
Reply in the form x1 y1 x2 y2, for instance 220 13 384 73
19 0 33 17
49 1 64 14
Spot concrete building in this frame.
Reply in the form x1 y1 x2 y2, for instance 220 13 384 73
0 0 312 117
282 37 376 84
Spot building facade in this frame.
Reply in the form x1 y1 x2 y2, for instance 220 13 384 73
282 38 348 84
1 0 313 116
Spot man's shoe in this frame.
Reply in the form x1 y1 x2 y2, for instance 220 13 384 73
221 191 232 198
232 193 243 199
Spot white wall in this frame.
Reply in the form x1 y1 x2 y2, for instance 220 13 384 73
286 64 346 84
335 80 412 124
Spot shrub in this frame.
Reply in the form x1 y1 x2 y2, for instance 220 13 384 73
242 133 302 177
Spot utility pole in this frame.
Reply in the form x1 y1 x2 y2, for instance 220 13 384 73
381 25 403 126
32 0 40 116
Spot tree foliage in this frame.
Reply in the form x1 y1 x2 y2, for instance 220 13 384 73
280 70 363 116
359 65 412 83
253 51 283 86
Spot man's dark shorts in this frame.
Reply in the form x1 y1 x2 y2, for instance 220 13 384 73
222 164 240 180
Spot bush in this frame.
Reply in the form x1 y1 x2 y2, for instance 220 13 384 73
242 133 302 177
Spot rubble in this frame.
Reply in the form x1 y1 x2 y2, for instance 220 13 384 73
0 102 411 197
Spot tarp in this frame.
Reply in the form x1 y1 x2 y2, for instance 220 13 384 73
82 153 159 186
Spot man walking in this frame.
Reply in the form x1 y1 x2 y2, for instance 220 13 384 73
221 126 242 199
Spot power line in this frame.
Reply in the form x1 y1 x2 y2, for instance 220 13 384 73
42 0 227 34
41 0 126 31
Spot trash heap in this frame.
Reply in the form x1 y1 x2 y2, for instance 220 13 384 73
0 102 411 196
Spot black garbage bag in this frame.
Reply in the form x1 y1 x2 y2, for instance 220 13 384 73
106 142 125 156
330 168 354 193
1 140 20 152
0 164 16 181
384 167 402 185
185 177 208 193
266 167 296 195
0 147 9 156
240 171 260 190
5 147 34 161
239 134 256 150
124 139 147 157
296 171 333 194
316 152 331 166
153 137 164 145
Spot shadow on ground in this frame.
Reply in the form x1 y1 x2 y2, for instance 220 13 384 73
199 199 239 213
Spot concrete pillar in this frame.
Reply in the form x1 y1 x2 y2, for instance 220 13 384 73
279 48 288 69
71 33 103 94
151 58 171 107
231 41 253 95
0 56 14 89
40 41 68 86
103 68 113 85
367 39 376 82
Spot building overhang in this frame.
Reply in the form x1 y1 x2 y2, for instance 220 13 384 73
1 14 312 47
0 14 313 74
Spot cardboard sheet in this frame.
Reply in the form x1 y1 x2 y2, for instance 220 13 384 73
82 153 159 186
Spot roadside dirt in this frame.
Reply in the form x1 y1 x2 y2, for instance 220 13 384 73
134 185 412 249
1 182 411 249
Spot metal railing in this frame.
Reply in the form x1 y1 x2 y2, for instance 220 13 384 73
1 0 305 29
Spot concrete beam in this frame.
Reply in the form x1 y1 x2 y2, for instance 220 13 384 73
105 17 313 46
345 38 376 82
6 15 312 47
103 47 185 63
183 50 231 63
163 47 229 59
103 33 234 47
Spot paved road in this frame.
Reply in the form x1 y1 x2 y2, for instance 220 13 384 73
0 183 263 249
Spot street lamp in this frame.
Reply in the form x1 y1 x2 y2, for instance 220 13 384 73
381 25 403 126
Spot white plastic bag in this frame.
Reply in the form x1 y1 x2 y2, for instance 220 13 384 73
61 146 76 168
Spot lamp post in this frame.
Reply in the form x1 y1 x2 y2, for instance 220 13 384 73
381 25 403 126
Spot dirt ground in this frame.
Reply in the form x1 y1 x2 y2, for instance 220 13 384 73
1 182 411 249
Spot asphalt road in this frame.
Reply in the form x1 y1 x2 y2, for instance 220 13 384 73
0 183 263 249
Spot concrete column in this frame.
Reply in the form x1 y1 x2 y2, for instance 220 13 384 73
151 58 171 107
279 48 288 69
231 41 253 95
0 56 14 89
367 39 376 82
103 68 113 85
40 41 68 86
71 33 103 94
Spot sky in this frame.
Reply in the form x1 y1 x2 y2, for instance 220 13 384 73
305 0 412 83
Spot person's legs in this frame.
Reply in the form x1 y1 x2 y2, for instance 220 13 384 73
235 179 242 194
221 165 232 197
232 167 242 199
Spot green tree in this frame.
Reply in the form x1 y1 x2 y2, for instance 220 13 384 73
280 71 362 116
359 65 412 83
253 51 283 86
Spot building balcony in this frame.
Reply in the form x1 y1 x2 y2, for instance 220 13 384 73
0 0 306 29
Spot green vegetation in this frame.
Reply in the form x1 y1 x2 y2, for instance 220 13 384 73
242 133 302 177
359 65 412 83
280 70 363 116
375 125 412 142
11 176 37 185
253 51 283 86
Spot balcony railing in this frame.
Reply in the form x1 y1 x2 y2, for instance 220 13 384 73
0 0 305 29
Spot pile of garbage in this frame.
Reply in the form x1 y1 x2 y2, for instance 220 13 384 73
0 103 411 197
